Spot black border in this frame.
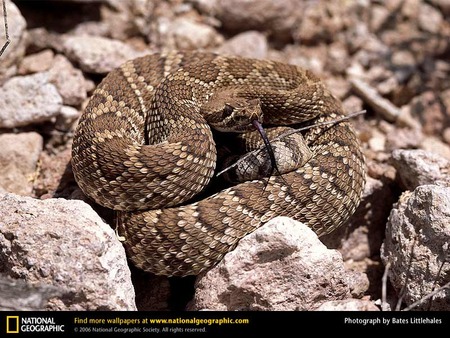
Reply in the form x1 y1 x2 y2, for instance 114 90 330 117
0 311 448 336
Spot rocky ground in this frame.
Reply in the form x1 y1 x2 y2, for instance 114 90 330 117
0 0 449 311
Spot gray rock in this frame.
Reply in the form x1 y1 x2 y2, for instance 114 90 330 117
0 132 43 196
385 124 424 151
0 1 27 82
169 17 223 50
195 0 300 41
48 54 87 106
294 1 363 45
391 149 450 190
62 35 147 74
418 2 443 34
215 31 268 59
408 90 446 137
316 299 380 311
327 41 350 75
32 147 73 199
345 269 370 299
420 136 450 161
55 105 81 132
0 73 63 128
0 192 136 310
191 217 358 311
27 28 64 54
381 185 450 310
370 4 391 32
0 274 63 311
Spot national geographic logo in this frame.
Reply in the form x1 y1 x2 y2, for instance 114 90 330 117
5 316 65 334
6 316 19 334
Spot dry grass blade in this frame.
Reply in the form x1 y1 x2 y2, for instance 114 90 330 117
402 281 450 311
381 261 391 311
0 0 10 57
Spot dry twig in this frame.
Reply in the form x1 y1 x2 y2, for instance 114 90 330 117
350 77 400 122
0 0 10 57
402 281 450 311
381 261 391 311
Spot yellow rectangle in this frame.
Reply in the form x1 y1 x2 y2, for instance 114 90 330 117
6 316 19 334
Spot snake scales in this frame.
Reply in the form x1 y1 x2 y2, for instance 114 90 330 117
71 51 365 277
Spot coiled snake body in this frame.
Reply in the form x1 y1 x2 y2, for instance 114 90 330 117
72 51 365 276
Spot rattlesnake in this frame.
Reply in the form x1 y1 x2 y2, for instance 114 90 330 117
71 51 365 276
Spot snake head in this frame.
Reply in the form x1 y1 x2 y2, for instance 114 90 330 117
202 90 264 132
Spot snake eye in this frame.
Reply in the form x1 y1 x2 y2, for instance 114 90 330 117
222 104 234 119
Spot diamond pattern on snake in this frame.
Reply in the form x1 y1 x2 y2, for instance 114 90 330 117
71 51 366 276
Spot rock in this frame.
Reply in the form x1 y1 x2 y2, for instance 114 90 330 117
131 269 171 311
390 50 416 83
342 95 364 114
368 129 386 152
390 49 415 70
0 73 63 128
409 91 446 136
381 186 450 310
55 105 81 131
441 88 450 120
400 0 421 20
418 2 443 34
345 269 370 299
391 149 450 190
283 44 327 74
430 0 450 16
350 77 400 122
26 28 64 54
62 35 147 74
18 50 55 75
385 125 423 151
0 133 43 196
48 54 87 106
101 0 155 41
197 0 300 42
294 1 366 45
325 77 351 100
370 4 391 33
0 192 136 310
168 17 222 50
420 136 450 161
215 31 268 59
347 31 389 67
69 21 110 38
191 217 358 311
0 274 63 311
376 75 398 97
33 147 74 199
0 1 27 82
316 299 379 311
326 42 350 75
321 174 396 301
443 128 450 145
322 177 396 261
